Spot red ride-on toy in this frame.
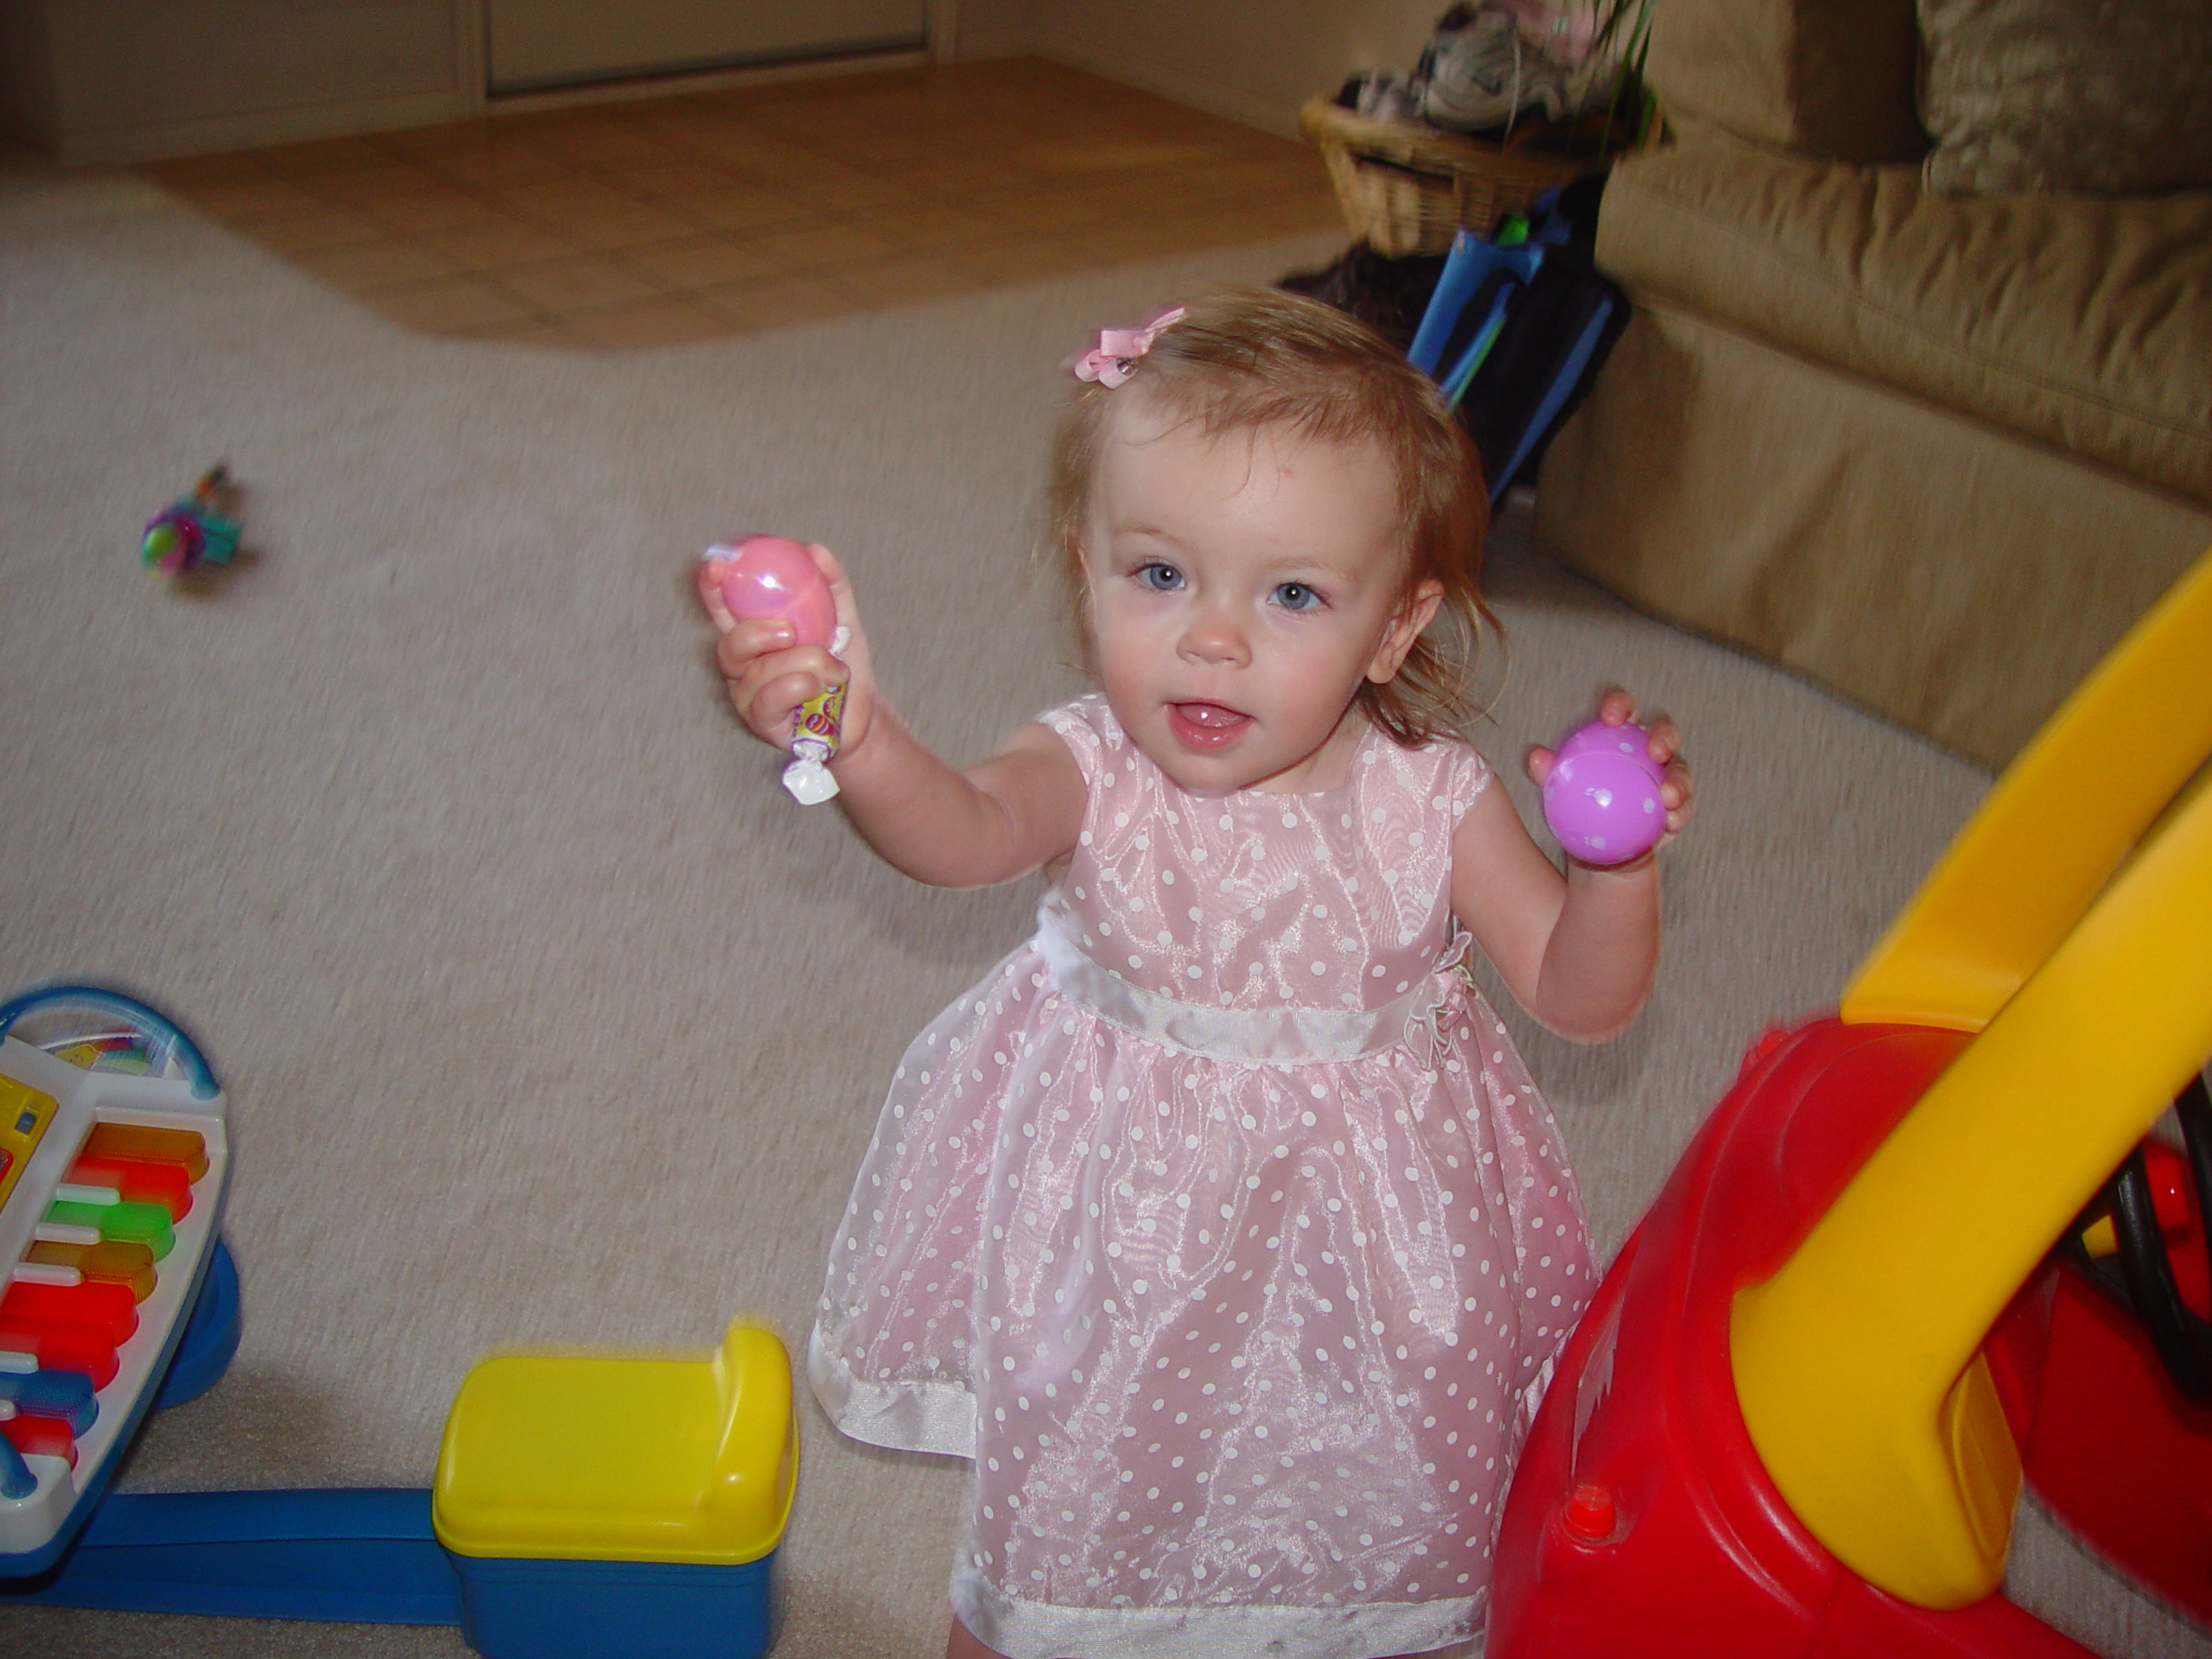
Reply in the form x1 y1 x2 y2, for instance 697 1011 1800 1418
1488 543 2212 1657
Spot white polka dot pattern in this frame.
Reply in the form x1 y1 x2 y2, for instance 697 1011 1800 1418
810 695 1591 1657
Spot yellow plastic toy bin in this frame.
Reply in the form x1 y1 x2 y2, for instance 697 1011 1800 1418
432 1321 795 1659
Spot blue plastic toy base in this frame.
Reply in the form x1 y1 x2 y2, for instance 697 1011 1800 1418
156 1235 242 1409
6 1488 782 1657
452 1549 777 1659
0 1488 462 1623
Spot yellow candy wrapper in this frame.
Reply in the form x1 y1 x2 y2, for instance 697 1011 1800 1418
783 682 846 805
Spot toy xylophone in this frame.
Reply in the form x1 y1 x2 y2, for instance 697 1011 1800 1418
0 984 791 1659
0 988 229 1578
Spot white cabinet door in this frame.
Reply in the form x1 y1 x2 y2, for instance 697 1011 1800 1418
486 1 928 95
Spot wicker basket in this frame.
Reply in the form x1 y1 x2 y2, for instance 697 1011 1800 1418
1300 94 1603 257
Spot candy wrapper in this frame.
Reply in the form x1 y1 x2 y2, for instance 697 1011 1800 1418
783 680 846 805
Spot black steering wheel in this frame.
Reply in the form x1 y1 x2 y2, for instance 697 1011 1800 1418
2063 1072 2212 1402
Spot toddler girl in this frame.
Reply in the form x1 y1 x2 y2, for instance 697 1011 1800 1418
699 288 1692 1659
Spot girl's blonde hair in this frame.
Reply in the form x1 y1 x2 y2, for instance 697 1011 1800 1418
1049 285 1498 747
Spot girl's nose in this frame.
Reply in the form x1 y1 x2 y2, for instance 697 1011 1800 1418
1179 604 1249 668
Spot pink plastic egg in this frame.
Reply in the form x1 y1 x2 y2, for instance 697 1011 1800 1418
1541 720 1666 865
711 534 837 650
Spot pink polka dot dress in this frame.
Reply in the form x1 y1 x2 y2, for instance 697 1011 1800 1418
810 695 1591 1659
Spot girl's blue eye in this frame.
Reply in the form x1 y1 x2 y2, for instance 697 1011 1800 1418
1273 582 1321 611
1136 562 1184 592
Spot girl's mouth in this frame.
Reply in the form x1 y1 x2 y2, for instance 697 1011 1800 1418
1167 702 1252 748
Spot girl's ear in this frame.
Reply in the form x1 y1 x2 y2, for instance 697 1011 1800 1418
1367 577 1445 683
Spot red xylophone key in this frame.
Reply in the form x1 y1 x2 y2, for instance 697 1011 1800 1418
63 1155 193 1221
0 1279 137 1344
0 1319 118 1389
0 1409 78 1466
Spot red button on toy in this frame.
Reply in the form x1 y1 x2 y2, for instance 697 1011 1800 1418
1563 1483 1617 1541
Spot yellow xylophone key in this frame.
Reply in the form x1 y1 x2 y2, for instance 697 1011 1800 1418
24 1238 158 1302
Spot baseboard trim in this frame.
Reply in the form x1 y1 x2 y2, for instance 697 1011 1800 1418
54 89 475 167
51 41 939 164
483 47 930 117
47 27 1306 164
952 26 1042 61
1025 29 1300 139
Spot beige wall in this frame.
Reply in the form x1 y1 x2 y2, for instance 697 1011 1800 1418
0 0 1413 162
0 3 60 150
3 0 474 163
948 0 1042 60
1027 0 1438 135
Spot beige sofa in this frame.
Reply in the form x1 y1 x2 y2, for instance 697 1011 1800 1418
1532 0 2212 767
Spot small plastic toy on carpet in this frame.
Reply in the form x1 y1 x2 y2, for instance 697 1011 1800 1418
141 466 243 575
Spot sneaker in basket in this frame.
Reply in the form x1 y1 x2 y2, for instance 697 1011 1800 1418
1421 3 1614 132
1337 70 1429 125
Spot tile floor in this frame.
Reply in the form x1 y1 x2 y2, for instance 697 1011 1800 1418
141 58 1347 350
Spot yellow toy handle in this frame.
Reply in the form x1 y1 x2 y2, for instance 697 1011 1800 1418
1843 548 2212 1033
1735 544 2212 1611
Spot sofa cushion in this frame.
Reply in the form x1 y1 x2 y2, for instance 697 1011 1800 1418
1919 0 2212 195
1596 141 2212 505
1646 0 1926 164
1535 303 2212 767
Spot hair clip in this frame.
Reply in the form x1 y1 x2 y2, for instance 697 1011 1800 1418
1069 307 1186 387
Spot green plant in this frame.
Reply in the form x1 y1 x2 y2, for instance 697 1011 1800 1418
1589 0 1657 152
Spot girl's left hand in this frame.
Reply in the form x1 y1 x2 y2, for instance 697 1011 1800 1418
1525 687 1695 847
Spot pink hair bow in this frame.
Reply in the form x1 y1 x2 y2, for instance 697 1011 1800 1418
1069 307 1186 387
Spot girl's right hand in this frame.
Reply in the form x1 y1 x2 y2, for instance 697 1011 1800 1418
696 542 878 763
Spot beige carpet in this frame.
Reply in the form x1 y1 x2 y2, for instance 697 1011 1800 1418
0 156 2204 1657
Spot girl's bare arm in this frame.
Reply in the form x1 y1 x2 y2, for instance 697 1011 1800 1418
1451 697 1692 1043
699 545 1083 889
830 714 1086 889
1450 782 1661 1042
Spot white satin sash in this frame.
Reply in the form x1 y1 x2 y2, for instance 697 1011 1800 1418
1034 904 1465 1066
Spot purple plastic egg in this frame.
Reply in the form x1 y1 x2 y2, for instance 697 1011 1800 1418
1554 721 1642 766
1541 721 1666 865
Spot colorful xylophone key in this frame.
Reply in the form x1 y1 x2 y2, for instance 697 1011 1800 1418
0 1263 137 1430
81 1123 207 1183
22 1238 156 1301
62 1155 192 1221
0 1275 138 1346
42 1193 175 1258
0 1318 118 1389
0 1368 98 1434
0 1402 76 1465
